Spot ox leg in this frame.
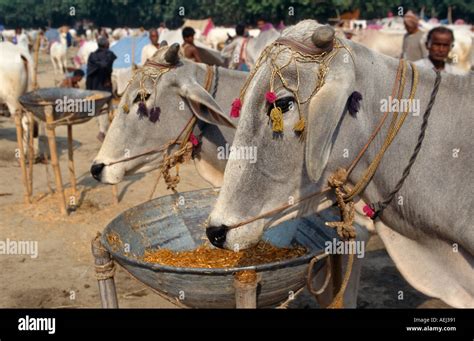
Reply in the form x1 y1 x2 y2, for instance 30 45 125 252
14 111 31 204
91 233 119 308
51 56 57 75
44 105 68 215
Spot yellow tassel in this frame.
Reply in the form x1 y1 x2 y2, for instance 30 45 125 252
122 103 129 114
293 117 305 132
270 107 283 133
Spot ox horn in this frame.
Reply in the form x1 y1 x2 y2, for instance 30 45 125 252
311 25 335 51
164 43 180 64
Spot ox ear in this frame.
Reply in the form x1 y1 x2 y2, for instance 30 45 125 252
305 67 355 183
180 82 236 129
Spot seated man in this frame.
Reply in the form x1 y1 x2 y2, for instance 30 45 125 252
181 27 201 63
60 69 85 88
414 26 466 75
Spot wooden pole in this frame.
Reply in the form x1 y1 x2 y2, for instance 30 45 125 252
234 271 259 308
32 32 41 90
91 233 119 308
14 112 31 204
27 113 35 197
44 105 68 215
67 124 77 210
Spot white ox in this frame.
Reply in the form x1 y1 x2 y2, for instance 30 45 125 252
0 41 35 152
50 32 68 75
73 40 98 68
205 27 235 49
206 21 474 308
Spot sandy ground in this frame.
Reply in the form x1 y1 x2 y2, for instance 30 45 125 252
0 47 449 309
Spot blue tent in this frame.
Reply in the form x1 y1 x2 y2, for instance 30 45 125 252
110 33 150 69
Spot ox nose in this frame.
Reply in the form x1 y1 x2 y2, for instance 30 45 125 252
206 225 227 249
90 162 105 181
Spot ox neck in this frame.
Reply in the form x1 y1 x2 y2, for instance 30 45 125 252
329 41 472 232
330 43 435 204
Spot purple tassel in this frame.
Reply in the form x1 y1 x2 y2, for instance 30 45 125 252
137 101 148 119
348 91 362 116
149 107 161 123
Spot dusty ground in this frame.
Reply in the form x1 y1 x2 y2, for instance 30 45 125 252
0 47 448 309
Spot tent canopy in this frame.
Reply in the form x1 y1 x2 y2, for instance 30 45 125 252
110 33 150 69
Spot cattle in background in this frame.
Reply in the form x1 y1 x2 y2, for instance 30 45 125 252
50 32 68 75
0 41 36 154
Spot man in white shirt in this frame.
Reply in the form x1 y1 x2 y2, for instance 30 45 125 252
140 29 159 65
414 26 466 75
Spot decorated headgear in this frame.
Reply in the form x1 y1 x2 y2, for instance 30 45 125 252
229 25 351 137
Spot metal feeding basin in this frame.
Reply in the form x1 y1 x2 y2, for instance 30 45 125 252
19 88 112 124
102 188 341 308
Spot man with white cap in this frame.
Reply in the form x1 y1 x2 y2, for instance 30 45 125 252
401 10 425 61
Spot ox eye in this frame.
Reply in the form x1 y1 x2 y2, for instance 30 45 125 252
267 96 294 115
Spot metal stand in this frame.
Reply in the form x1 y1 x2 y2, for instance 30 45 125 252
91 233 119 308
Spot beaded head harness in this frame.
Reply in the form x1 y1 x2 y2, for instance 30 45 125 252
229 26 353 137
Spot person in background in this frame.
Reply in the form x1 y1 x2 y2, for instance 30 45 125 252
60 69 85 88
141 28 160 65
13 27 29 51
401 11 425 61
414 26 466 75
221 23 249 71
181 27 201 63
86 36 117 142
257 18 274 32
158 22 167 36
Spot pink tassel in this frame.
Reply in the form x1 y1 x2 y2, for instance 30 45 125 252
363 205 375 219
230 98 242 118
265 91 277 104
189 133 199 146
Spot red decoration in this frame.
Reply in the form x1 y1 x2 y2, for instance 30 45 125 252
189 133 199 146
265 91 277 104
363 205 375 219
230 98 242 118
